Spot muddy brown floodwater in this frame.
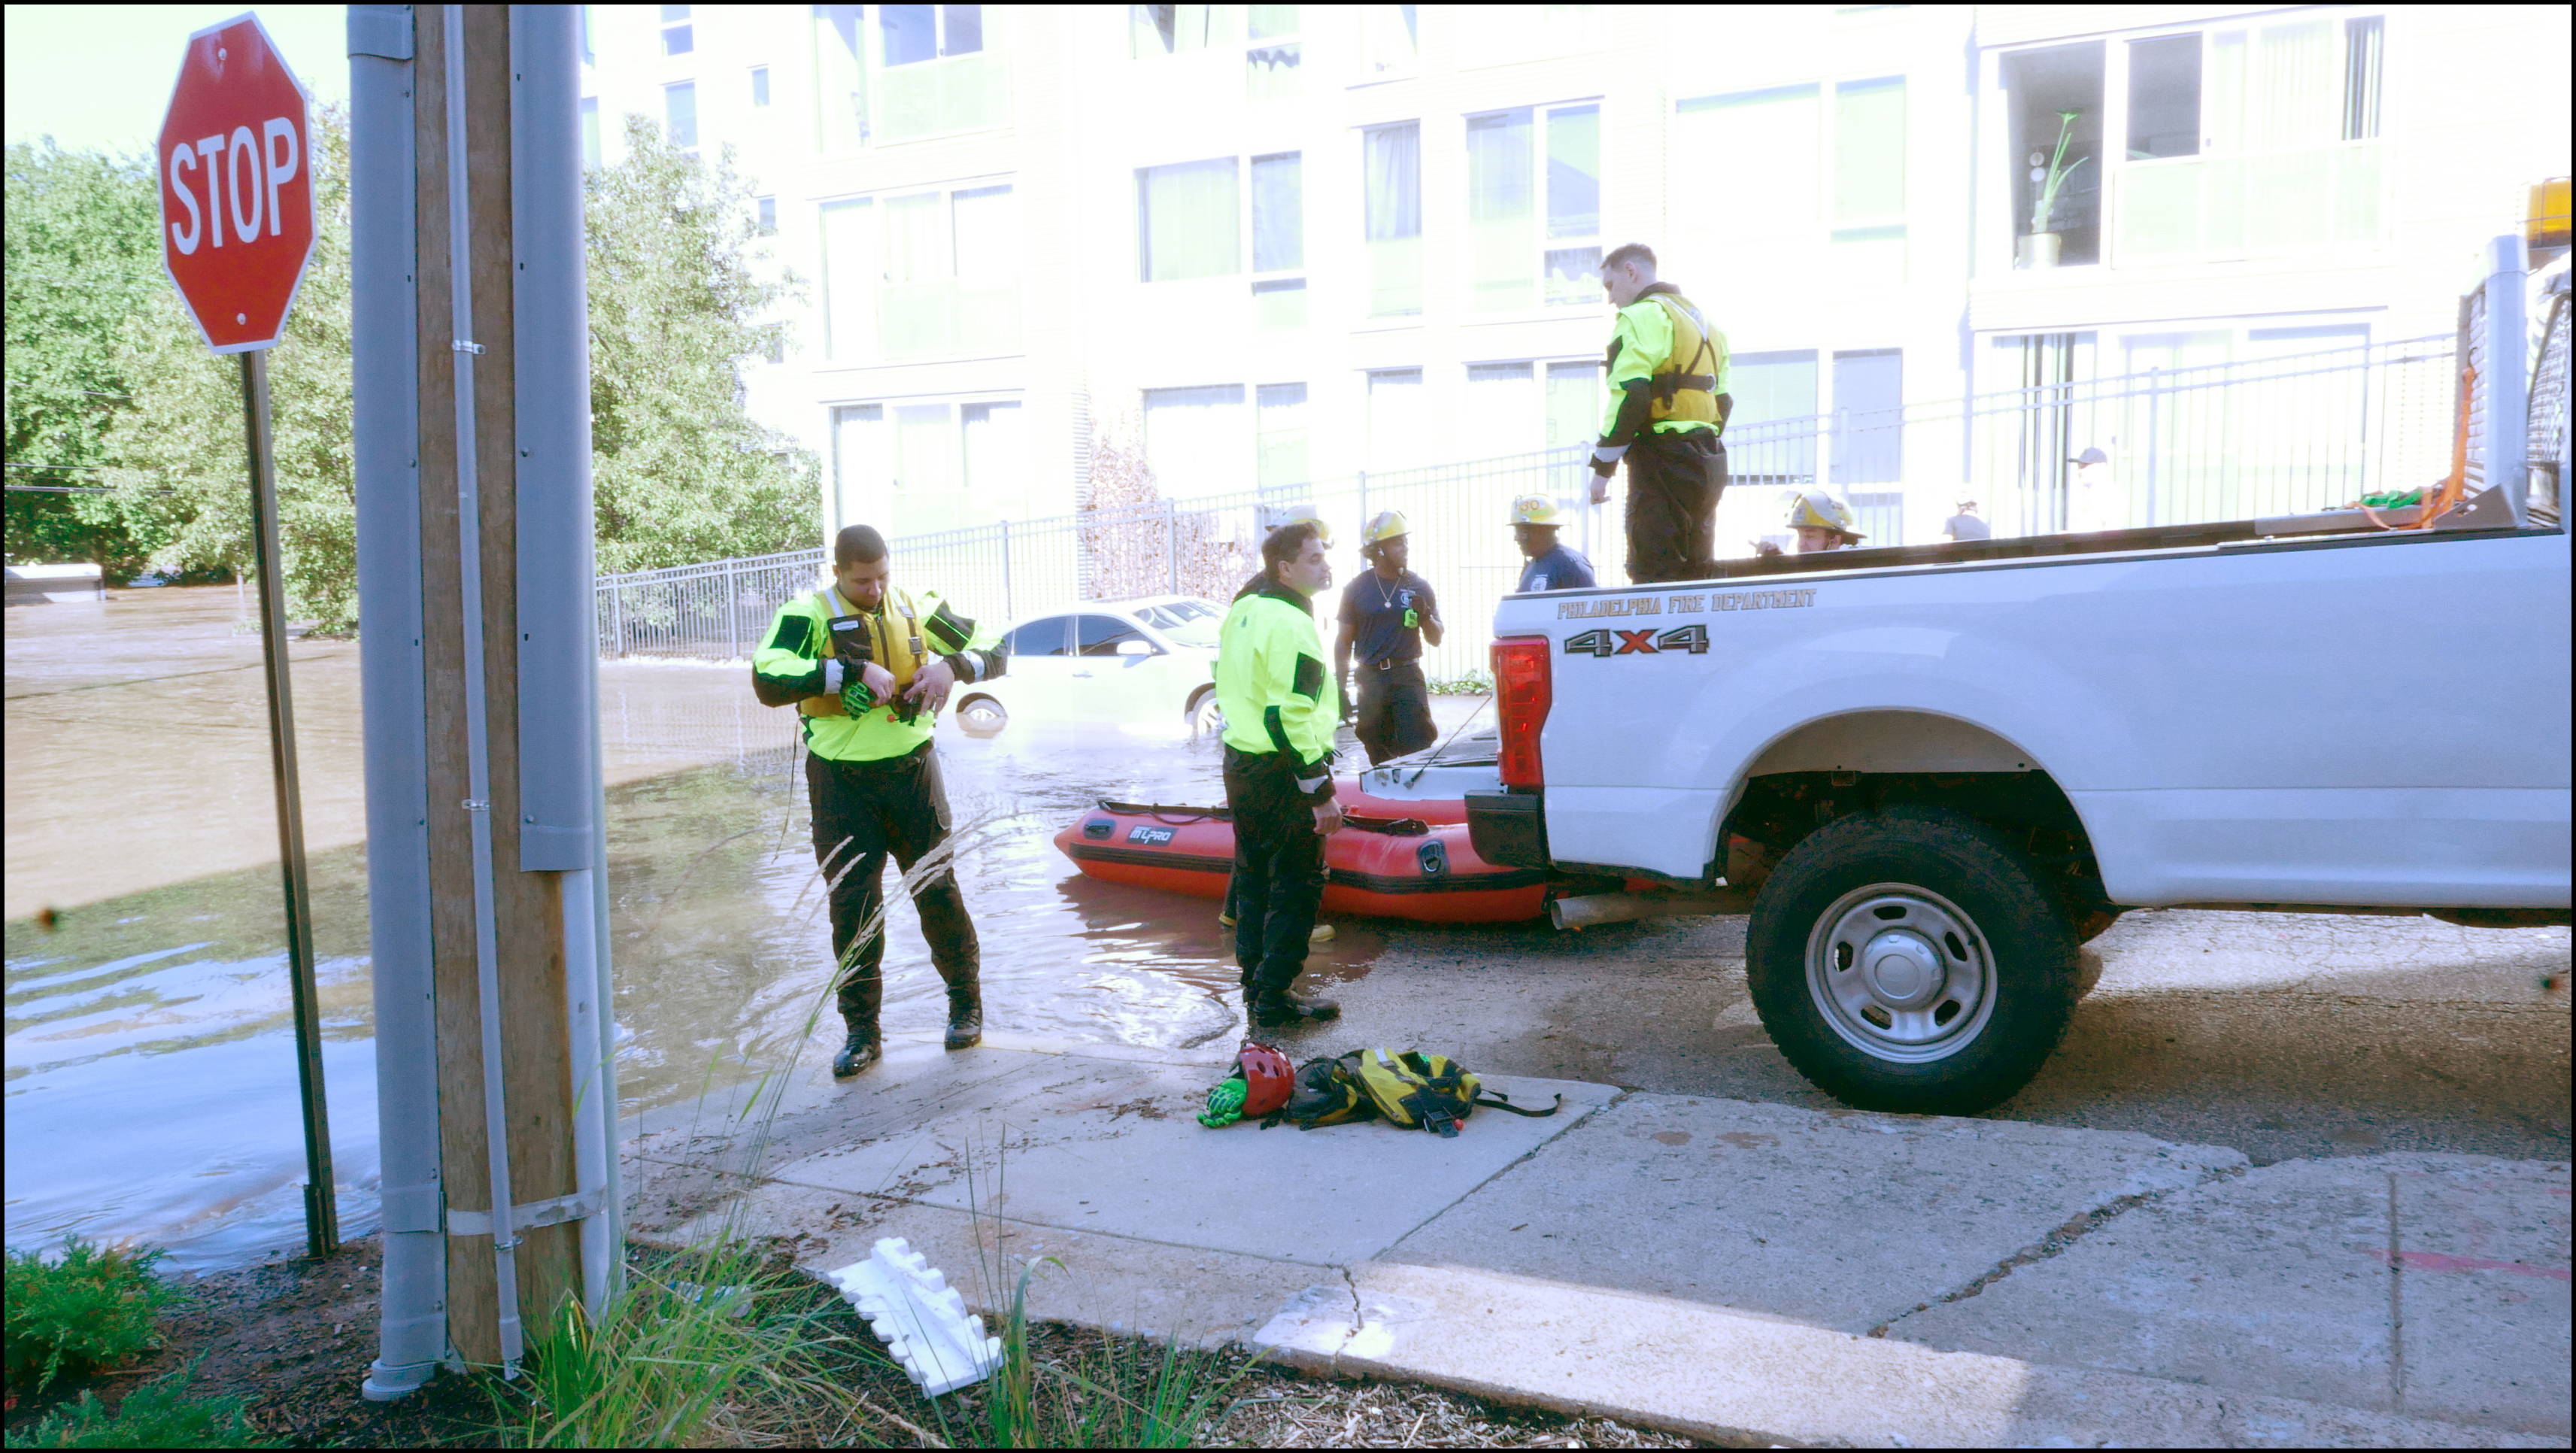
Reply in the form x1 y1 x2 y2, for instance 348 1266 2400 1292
6 587 1473 1268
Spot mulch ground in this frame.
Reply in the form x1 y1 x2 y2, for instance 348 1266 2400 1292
4 1236 1714 1448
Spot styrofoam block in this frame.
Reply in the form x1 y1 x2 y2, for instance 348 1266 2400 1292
827 1236 1005 1397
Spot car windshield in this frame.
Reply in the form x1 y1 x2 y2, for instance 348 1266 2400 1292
1130 599 1222 647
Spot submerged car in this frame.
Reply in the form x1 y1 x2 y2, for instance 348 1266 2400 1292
954 595 1226 737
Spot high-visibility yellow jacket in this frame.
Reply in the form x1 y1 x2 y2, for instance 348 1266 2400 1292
1216 579 1337 802
751 581 1006 762
1598 283 1731 444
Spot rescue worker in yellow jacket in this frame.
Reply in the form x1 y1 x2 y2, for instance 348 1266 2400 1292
751 524 1009 1078
1587 243 1731 584
1215 520 1346 1027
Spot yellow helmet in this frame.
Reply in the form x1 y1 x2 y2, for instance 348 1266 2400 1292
1784 490 1864 539
1363 509 1409 545
1508 493 1565 526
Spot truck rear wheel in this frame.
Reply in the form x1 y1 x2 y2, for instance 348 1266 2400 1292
1746 807 2079 1115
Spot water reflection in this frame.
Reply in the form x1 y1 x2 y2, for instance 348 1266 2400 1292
8 601 1434 1267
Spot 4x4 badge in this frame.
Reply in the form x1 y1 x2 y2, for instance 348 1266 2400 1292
1565 624 1710 657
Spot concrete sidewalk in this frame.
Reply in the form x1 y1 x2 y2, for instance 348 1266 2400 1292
624 1034 2571 1448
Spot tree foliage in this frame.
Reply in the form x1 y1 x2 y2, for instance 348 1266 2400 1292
586 116 816 575
5 111 818 629
2 141 163 572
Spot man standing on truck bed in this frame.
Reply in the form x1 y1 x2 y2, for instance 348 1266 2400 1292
751 524 1010 1079
1217 521 1346 1027
1336 510 1445 765
1588 243 1731 584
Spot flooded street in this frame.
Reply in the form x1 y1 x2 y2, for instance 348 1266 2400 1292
6 587 1467 1268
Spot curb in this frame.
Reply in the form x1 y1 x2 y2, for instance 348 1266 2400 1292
1252 1261 2566 1449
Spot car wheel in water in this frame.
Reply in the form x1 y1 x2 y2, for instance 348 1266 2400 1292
956 695 1008 739
1188 688 1223 739
1745 806 2079 1116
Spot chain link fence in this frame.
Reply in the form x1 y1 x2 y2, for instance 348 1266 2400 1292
598 333 2468 681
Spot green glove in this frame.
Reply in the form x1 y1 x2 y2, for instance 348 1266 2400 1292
1197 1073 1248 1129
839 664 878 715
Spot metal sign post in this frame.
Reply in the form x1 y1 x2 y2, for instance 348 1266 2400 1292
157 13 335 1257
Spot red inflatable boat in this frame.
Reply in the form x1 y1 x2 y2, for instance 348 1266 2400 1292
1054 799 1546 924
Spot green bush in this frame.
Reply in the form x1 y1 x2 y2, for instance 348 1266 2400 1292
4 1239 187 1393
4 1367 269 1449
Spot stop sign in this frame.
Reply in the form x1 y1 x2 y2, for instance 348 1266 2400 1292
157 14 314 354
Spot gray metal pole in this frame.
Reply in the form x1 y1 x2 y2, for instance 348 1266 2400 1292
240 347 338 1260
350 1 446 1402
2480 233 2530 526
1000 519 1013 619
1166 499 1179 594
2144 367 2162 527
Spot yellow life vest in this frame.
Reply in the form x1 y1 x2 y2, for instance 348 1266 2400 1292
797 587 928 718
1642 291 1722 429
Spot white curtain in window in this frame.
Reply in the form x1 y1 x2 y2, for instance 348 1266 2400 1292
1465 362 1537 455
882 193 951 354
1257 382 1309 489
1139 159 1239 281
1543 361 1600 450
819 199 875 360
1366 369 1429 473
952 185 1019 350
1673 88 1817 299
1468 111 1534 311
831 404 885 532
960 400 1027 522
1365 123 1422 316
2243 19 2338 150
1833 79 1905 222
1144 384 1251 499
813 5 869 150
1250 153 1303 272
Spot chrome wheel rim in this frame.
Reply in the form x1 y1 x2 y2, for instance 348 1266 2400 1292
1191 695 1223 736
1803 883 1995 1063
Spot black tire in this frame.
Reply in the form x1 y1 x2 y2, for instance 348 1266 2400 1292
954 694 1008 739
2074 906 2124 944
1746 807 2079 1115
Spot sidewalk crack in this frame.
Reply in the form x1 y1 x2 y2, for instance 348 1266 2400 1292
2386 1169 2407 1415
1866 1164 2247 1338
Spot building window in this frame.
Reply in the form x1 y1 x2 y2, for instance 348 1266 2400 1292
1829 348 1903 490
1673 79 1906 291
661 4 693 57
1131 4 1231 56
1364 122 1421 317
1258 382 1308 487
1144 384 1252 498
1365 368 1428 472
1360 4 1418 80
664 80 698 148
756 196 778 235
1728 350 1820 486
1248 5 1300 97
1464 362 1536 453
1466 102 1601 311
751 65 772 107
2104 18 2386 264
2001 44 2101 265
1135 152 1304 302
820 184 1021 362
1139 159 1239 282
1544 360 1601 450
580 96 600 168
812 2 1000 151
832 396 1031 535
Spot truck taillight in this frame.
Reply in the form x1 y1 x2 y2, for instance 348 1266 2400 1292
1492 637 1552 789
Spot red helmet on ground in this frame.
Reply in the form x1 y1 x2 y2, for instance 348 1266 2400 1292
1237 1040 1296 1119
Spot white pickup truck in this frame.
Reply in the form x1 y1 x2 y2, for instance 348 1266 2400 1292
1468 244 2571 1115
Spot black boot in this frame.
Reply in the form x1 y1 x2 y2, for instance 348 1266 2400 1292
831 1021 882 1078
944 984 983 1051
1249 984 1340 1026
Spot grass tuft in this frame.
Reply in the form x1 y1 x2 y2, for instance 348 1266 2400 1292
4 1238 188 1394
2 1364 270 1449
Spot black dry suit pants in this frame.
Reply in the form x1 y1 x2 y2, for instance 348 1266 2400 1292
1354 660 1437 766
1223 745 1327 996
806 743 979 1029
1625 427 1728 584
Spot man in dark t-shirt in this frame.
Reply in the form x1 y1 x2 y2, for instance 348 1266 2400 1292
1334 510 1444 765
1511 493 1597 592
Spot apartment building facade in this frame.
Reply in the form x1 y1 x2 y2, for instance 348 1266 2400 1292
581 3 2571 553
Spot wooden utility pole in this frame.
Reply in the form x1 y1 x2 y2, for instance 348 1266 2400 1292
412 2 578 1364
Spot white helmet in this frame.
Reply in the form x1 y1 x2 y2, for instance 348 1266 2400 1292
1784 490 1864 539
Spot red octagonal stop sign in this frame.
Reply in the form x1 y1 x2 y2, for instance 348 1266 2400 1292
158 13 314 354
